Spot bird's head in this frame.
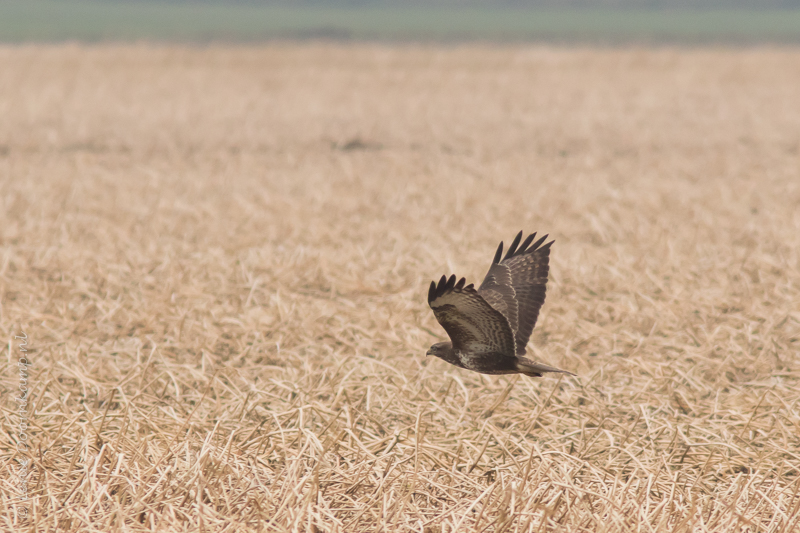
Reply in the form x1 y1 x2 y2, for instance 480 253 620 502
426 341 453 360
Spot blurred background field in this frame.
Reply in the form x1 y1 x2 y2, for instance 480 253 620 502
1 42 799 532
2 0 800 43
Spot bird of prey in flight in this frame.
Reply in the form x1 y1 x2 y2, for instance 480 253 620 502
427 231 573 378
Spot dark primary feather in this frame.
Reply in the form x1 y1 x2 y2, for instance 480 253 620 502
479 231 553 355
428 274 473 305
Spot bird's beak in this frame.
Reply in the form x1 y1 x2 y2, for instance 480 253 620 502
426 349 432 357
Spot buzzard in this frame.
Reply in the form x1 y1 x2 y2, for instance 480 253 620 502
427 231 573 378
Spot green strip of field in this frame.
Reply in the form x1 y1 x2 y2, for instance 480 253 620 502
2 1 800 43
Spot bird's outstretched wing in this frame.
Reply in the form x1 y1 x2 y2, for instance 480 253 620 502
428 274 515 355
478 231 553 355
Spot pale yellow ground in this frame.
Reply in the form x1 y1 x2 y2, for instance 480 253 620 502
1 44 799 532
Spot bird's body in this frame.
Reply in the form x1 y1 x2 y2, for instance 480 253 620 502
426 231 573 378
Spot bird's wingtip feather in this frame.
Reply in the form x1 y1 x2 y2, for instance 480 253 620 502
503 231 523 261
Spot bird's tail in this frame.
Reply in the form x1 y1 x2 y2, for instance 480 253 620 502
516 358 575 378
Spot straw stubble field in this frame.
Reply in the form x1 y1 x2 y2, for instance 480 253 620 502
1 44 799 532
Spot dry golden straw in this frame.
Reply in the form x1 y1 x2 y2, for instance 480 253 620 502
1 44 799 532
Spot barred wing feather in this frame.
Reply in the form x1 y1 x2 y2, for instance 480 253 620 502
428 274 515 356
478 231 553 355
